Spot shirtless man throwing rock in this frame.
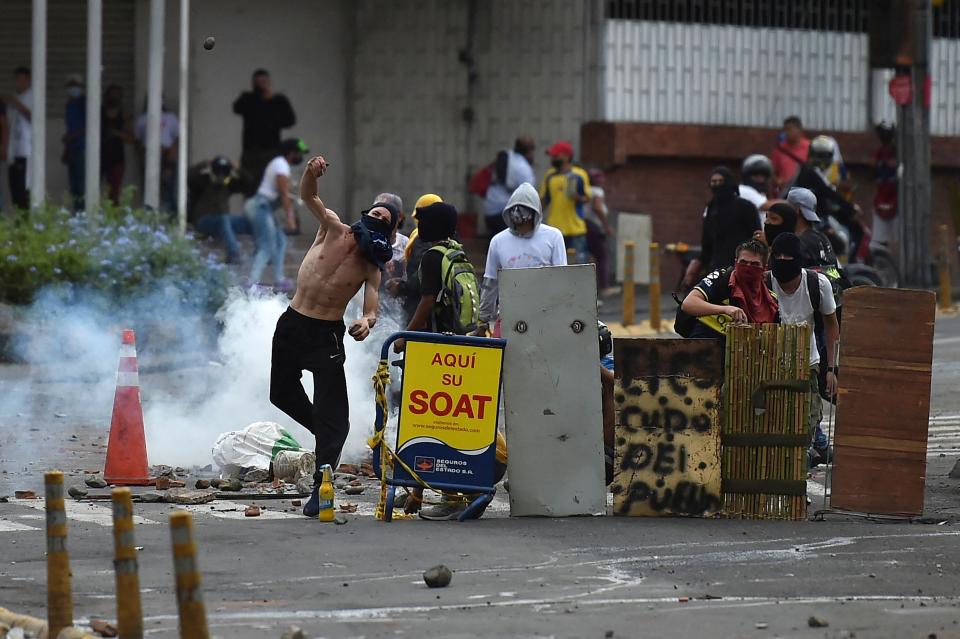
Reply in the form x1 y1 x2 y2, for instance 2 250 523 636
270 155 399 517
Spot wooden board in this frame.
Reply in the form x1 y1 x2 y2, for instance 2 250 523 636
499 265 607 517
830 287 936 517
722 324 810 521
612 339 723 517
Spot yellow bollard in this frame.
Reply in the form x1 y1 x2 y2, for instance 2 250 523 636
45 471 74 638
623 241 636 326
649 242 661 331
939 224 953 310
112 488 144 638
169 511 210 639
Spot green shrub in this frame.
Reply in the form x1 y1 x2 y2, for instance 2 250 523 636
0 202 232 310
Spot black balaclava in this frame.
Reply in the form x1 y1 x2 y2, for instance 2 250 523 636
416 202 459 242
764 202 799 246
709 166 738 204
770 232 804 284
351 202 400 270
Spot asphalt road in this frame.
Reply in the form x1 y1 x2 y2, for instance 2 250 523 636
1 314 959 638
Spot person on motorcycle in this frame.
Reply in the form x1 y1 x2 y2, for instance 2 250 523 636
791 135 864 261
872 120 898 248
739 154 772 219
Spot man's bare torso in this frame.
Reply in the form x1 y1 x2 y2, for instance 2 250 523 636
290 215 376 320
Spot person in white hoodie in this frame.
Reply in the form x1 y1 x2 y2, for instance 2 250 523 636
477 182 567 336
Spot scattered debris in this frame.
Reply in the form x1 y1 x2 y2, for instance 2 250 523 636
242 468 270 484
605 632 614 639
155 476 171 491
14 491 36 500
280 627 307 639
68 485 88 500
678 597 690 603
336 463 360 475
755 623 768 630
244 506 261 517
164 489 216 506
423 565 453 588
90 619 118 637
140 492 163 503
291 500 302 507
152 465 175 477
334 517 348 525
55 413 68 418
218 478 243 492
0 497 7 503
85 476 108 489
295 477 313 494
344 486 365 496
209 478 222 489
339 503 358 513
195 479 211 490
808 616 830 628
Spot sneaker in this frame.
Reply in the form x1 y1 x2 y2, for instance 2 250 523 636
419 500 467 521
302 485 320 517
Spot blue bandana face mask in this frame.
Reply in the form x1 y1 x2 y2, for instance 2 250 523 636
350 214 393 270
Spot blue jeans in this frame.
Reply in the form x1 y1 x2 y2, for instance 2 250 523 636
67 150 85 211
564 234 589 264
246 195 287 284
196 213 249 261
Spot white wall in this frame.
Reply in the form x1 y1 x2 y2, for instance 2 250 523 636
603 19 960 135
133 0 349 230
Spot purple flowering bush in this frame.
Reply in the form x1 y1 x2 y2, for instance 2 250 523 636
0 205 232 309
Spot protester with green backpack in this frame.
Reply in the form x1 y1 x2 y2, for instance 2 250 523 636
393 201 480 353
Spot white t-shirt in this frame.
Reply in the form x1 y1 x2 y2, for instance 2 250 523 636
256 156 291 200
738 184 767 224
134 111 181 149
8 88 32 160
770 269 837 366
484 223 568 280
483 150 536 216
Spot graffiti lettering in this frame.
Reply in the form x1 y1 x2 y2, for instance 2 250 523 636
616 480 722 516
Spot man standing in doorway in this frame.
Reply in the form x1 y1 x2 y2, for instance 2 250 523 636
62 75 86 212
540 140 591 263
233 69 297 195
3 67 33 210
270 154 398 517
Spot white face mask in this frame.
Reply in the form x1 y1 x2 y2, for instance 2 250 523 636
66 86 82 98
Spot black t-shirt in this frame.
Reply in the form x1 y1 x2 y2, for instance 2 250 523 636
699 197 761 273
232 92 296 150
689 268 735 340
419 249 444 298
798 228 837 269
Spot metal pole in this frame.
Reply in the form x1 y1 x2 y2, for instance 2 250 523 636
84 0 102 213
111 488 144 639
45 471 74 637
144 0 165 211
177 0 190 236
169 511 210 639
939 224 953 310
30 0 47 208
898 0 932 288
623 241 635 327
649 242 661 331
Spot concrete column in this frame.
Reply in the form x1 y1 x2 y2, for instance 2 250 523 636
177 0 190 235
30 0 47 208
144 0 165 211
84 0 102 212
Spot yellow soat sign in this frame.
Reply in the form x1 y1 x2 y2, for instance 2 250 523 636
396 340 503 488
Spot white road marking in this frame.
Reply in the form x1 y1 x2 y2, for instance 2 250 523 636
11 498 158 527
0 518 40 532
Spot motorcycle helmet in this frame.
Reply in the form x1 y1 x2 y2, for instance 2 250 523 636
809 135 836 170
741 154 773 178
598 320 612 359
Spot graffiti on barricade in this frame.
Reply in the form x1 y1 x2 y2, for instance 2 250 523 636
612 340 723 517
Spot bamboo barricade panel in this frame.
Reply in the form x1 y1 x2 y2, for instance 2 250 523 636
722 324 810 520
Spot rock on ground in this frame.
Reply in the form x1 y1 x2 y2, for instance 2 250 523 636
423 564 453 588
808 616 830 628
68 485 88 499
84 476 108 489
163 489 216 505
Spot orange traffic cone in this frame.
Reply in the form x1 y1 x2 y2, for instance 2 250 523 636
103 329 150 485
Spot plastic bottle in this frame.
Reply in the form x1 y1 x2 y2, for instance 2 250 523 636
318 464 335 522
